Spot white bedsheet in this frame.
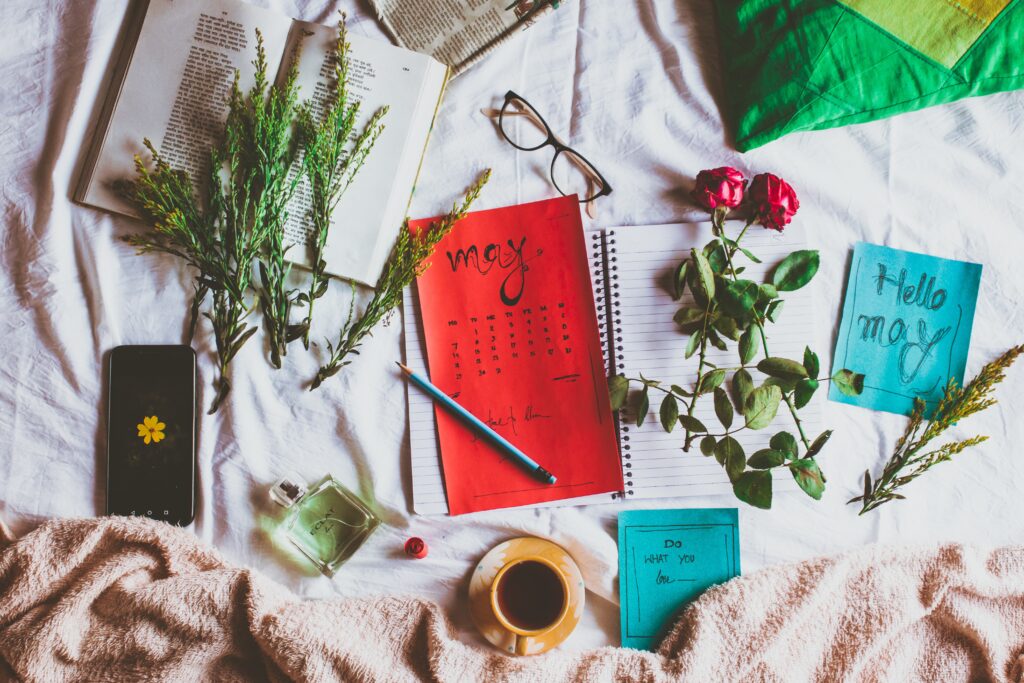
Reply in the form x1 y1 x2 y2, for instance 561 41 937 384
3 0 1024 655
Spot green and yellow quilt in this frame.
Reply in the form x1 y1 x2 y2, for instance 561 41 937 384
714 0 1024 150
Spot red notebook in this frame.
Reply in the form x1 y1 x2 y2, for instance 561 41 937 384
410 195 623 515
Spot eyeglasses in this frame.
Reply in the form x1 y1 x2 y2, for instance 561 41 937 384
484 91 612 215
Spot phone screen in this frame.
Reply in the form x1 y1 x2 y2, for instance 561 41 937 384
107 345 196 525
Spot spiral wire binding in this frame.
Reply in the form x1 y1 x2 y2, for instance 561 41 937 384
591 230 633 498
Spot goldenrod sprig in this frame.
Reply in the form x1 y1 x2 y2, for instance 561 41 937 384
120 32 293 413
851 343 1024 514
293 15 388 350
311 169 491 390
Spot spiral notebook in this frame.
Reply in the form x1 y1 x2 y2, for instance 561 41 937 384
404 221 821 515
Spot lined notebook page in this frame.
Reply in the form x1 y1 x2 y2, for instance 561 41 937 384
404 285 450 515
403 267 619 515
610 222 821 500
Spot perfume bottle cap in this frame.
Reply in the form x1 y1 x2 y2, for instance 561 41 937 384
404 537 428 559
270 473 308 509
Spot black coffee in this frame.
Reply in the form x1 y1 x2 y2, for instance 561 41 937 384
496 560 565 631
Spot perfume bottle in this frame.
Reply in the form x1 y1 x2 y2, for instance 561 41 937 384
270 473 381 577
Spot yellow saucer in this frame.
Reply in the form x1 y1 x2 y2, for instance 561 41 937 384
469 537 585 656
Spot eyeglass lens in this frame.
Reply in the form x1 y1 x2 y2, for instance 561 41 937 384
499 97 551 151
552 148 604 203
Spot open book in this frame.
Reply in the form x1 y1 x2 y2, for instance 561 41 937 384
75 0 448 286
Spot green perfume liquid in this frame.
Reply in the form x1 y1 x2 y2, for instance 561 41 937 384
272 474 380 577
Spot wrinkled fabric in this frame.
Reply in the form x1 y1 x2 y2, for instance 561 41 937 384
1 0 1024 657
3 517 1024 682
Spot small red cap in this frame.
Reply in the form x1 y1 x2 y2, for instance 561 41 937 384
404 537 428 559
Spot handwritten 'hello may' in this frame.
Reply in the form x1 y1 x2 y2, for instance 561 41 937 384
829 243 982 417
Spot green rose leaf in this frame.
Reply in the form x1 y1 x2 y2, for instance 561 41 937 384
659 393 679 433
765 377 798 393
707 328 728 351
769 431 798 460
718 279 759 321
790 458 826 500
670 384 692 398
766 299 784 323
698 368 727 395
803 347 820 378
772 250 820 292
636 386 650 428
793 378 819 409
832 369 866 396
733 470 773 509
744 384 782 430
758 283 778 302
685 330 703 359
679 414 708 434
738 325 761 365
672 259 690 300
748 448 785 469
713 387 733 429
713 315 741 341
733 369 754 413
757 357 808 381
609 376 629 411
706 242 728 274
807 430 833 457
674 307 705 326
699 434 717 456
715 436 745 482
739 245 762 264
691 248 716 300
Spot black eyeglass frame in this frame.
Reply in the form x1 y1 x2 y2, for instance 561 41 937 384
497 90 613 204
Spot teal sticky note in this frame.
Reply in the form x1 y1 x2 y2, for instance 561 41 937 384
618 508 739 651
829 242 982 417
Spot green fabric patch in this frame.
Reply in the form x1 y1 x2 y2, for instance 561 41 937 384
840 0 1010 67
714 0 1024 151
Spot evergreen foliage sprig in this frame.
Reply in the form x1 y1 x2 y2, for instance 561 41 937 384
120 30 292 413
851 344 1024 514
237 36 303 371
290 17 388 352
311 169 491 390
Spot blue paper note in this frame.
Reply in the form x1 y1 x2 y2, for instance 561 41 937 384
618 508 739 651
829 242 982 417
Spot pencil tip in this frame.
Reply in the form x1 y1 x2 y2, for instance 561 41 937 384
396 362 412 374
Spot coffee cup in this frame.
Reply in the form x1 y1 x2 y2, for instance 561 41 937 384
488 556 570 656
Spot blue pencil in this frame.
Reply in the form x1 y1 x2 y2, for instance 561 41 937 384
397 363 557 485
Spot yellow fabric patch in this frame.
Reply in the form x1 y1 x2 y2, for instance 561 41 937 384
839 0 1011 68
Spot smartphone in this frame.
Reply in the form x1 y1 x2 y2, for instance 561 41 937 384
106 345 197 525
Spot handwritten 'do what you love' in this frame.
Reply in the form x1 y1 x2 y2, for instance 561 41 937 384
618 508 740 651
829 242 982 417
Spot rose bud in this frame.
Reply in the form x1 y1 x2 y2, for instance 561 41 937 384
691 167 746 211
748 173 799 231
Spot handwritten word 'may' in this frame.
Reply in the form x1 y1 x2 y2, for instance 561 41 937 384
857 264 951 386
446 237 530 306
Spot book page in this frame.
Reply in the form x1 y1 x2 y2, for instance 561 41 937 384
281 22 447 285
370 0 564 72
81 0 291 213
610 222 822 500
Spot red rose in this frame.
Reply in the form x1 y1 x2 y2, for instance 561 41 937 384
691 167 746 210
748 173 799 231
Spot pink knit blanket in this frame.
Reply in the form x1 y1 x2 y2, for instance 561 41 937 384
2 516 1023 682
